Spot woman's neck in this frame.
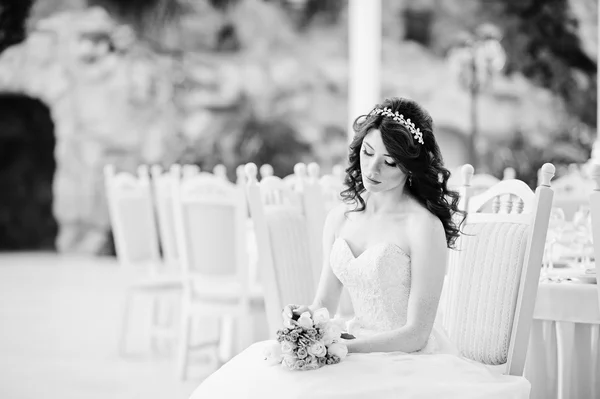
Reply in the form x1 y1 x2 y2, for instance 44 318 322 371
364 187 410 215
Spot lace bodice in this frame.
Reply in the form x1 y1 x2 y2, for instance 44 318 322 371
330 237 411 337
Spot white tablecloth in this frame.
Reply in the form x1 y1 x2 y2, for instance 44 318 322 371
526 281 600 399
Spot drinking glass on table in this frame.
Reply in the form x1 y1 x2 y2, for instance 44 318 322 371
541 207 566 281
572 206 591 270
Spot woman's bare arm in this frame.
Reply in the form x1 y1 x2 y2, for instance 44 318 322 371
307 204 346 316
344 212 447 353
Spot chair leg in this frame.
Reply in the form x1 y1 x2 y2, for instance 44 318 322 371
119 290 133 356
177 310 192 381
150 296 165 354
217 315 235 363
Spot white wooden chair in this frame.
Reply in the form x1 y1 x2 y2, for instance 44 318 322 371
150 165 180 270
245 163 318 336
212 164 228 181
316 163 345 213
449 165 515 196
281 163 304 190
151 164 230 269
590 163 600 305
104 164 182 355
259 163 274 180
170 165 262 380
442 163 556 376
306 162 354 318
182 164 200 179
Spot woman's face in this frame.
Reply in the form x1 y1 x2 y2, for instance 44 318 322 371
360 129 408 193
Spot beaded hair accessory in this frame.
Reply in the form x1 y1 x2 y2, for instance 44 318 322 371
370 107 425 145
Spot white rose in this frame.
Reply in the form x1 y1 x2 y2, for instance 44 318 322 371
282 354 297 370
327 343 348 360
312 308 330 324
262 341 283 366
323 323 342 345
280 341 295 354
304 356 320 370
297 311 313 328
307 341 327 358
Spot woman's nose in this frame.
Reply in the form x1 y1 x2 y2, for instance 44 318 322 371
366 160 380 176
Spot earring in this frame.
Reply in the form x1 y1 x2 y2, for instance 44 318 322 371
408 174 413 186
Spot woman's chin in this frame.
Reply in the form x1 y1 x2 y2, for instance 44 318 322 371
363 182 384 192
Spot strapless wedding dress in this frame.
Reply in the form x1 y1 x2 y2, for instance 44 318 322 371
189 238 530 399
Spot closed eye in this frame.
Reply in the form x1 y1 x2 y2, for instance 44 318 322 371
361 149 373 157
385 161 397 167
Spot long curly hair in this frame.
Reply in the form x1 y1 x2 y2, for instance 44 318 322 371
340 97 464 249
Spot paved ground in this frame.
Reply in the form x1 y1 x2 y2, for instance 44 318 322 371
0 252 210 399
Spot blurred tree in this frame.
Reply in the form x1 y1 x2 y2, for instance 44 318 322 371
0 0 34 54
87 0 183 28
232 113 313 177
478 0 597 128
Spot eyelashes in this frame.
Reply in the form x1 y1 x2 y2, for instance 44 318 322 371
361 149 397 167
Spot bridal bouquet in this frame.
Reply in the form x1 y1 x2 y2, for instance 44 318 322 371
263 305 348 371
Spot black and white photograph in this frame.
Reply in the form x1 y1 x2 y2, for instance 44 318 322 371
0 0 599 398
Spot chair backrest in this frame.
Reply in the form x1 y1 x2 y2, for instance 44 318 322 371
171 165 248 292
259 164 274 180
590 163 600 306
212 164 228 181
318 164 345 213
150 165 179 269
443 163 555 376
235 165 246 187
104 164 162 271
282 163 308 191
182 164 200 179
245 163 317 336
448 164 514 197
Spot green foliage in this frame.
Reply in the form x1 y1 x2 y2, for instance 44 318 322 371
0 0 34 54
232 114 313 177
87 0 183 33
478 0 597 128
484 121 594 188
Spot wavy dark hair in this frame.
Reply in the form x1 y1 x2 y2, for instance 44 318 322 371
340 97 464 248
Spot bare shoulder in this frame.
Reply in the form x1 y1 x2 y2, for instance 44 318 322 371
406 206 445 244
324 202 348 236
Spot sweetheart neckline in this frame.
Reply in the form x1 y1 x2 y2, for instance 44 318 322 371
334 237 411 261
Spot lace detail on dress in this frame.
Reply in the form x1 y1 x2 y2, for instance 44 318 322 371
330 238 412 338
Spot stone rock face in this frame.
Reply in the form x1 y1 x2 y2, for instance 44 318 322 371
0 7 179 254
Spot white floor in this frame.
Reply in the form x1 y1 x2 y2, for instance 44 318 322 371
0 252 207 399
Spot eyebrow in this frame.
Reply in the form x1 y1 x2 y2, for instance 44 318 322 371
363 141 392 157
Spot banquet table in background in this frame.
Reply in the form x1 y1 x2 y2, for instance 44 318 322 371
525 281 600 399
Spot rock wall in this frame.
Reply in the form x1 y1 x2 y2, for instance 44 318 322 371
0 7 179 253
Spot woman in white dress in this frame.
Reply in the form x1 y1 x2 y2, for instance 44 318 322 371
190 97 530 399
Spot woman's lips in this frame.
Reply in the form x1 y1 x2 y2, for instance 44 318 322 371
365 176 381 185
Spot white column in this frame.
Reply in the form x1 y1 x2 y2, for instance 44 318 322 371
348 0 382 141
596 4 599 160
594 5 600 162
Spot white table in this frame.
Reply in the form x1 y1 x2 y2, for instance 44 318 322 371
526 280 600 399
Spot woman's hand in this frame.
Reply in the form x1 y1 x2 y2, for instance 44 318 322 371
292 305 312 316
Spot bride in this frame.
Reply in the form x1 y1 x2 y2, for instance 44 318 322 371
189 97 530 398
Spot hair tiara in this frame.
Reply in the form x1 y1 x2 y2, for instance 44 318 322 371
369 107 424 145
